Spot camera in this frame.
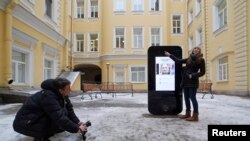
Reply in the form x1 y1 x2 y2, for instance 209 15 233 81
81 121 91 141
85 121 91 127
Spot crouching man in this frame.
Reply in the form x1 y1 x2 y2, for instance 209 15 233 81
13 78 88 141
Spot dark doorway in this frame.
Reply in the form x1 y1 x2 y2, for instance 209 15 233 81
73 64 102 89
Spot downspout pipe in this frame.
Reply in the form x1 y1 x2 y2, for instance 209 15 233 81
4 0 19 87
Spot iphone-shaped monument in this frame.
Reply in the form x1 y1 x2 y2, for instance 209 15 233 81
148 46 182 115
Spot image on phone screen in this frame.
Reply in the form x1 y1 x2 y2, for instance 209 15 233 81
155 57 175 91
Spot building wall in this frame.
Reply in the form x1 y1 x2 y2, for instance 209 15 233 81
0 1 16 87
248 0 250 95
70 0 187 91
167 0 188 51
0 10 5 86
187 0 206 80
188 0 249 96
232 0 249 95
0 0 69 88
12 17 63 87
212 0 249 95
207 0 235 92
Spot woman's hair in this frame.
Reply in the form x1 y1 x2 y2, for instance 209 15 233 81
53 78 71 90
187 47 203 65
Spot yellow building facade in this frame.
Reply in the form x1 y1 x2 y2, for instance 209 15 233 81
0 0 249 95
188 0 250 96
0 0 70 89
70 0 187 91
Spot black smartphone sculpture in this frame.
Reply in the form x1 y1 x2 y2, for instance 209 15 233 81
148 46 182 115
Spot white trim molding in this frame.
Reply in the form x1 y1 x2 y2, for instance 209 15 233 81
12 28 38 47
43 43 60 57
13 4 66 46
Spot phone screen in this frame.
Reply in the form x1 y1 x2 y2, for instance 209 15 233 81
155 57 175 91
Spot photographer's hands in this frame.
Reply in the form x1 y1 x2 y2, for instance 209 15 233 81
79 121 91 141
78 122 88 133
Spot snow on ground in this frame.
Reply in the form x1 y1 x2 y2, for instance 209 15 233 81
0 93 250 141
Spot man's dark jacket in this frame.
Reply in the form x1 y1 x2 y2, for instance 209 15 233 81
13 79 80 138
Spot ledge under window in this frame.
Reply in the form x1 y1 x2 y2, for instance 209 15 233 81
114 11 126 15
213 24 228 37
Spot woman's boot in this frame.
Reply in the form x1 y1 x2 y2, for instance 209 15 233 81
186 112 199 121
178 111 191 119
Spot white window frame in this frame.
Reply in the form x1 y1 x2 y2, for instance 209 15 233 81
130 66 147 83
88 33 99 52
28 0 35 4
12 46 33 85
44 58 56 80
196 27 202 46
45 0 53 18
131 0 144 12
217 56 228 81
114 27 125 49
150 27 161 46
12 51 27 84
115 71 125 82
75 0 84 19
113 0 126 12
195 0 201 16
149 0 162 12
172 14 183 34
188 9 193 25
74 33 85 52
114 66 126 83
188 35 193 50
212 0 227 32
132 27 144 49
89 0 98 18
45 0 58 23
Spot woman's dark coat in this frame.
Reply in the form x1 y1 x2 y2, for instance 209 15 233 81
170 54 205 88
13 79 80 138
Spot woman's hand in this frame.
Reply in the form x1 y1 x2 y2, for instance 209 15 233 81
189 74 192 79
164 51 170 57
